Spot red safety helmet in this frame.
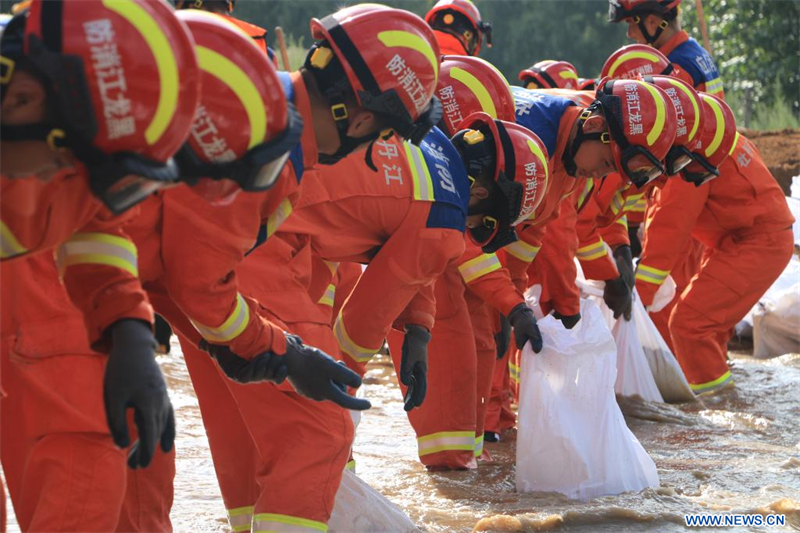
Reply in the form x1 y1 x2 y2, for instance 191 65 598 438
642 75 703 176
425 0 492 56
174 10 302 205
452 112 550 252
306 4 441 163
601 44 675 80
681 92 736 186
608 0 682 44
0 0 200 214
591 79 677 188
518 60 580 90
436 55 515 136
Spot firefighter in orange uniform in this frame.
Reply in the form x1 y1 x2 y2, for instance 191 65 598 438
0 2 200 530
425 0 492 56
176 0 270 56
636 94 794 394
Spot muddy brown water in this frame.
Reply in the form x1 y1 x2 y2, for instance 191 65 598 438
5 348 800 532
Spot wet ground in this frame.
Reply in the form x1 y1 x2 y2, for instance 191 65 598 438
5 347 800 532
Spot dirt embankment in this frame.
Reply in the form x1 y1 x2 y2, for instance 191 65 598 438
740 128 800 195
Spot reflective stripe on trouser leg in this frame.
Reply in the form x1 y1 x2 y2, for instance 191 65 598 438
690 370 733 394
474 434 484 458
252 513 328 532
508 360 520 384
228 506 255 532
417 431 475 457
57 232 138 276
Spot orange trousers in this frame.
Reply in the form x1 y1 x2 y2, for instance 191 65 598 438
669 229 793 393
465 291 498 461
484 343 517 435
1 254 173 533
387 265 477 470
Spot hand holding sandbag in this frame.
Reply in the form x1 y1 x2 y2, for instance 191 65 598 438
400 324 430 411
553 311 581 330
613 245 635 289
508 303 543 353
105 319 175 469
495 314 511 359
604 276 632 321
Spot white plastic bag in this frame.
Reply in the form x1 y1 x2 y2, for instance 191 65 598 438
329 470 419 533
649 275 677 313
632 294 695 403
753 283 800 358
574 263 616 330
516 299 659 500
612 316 663 402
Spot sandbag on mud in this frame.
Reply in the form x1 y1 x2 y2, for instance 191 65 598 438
753 282 800 358
632 294 695 403
516 299 659 500
329 470 420 533
613 314 663 402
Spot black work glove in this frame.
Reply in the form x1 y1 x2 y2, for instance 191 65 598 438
400 325 431 411
628 224 642 258
200 340 288 384
613 245 635 290
283 335 372 411
495 314 511 359
552 311 581 329
104 319 175 469
604 276 632 320
508 303 543 353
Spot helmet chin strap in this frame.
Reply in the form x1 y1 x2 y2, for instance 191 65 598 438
635 15 669 45
0 122 67 149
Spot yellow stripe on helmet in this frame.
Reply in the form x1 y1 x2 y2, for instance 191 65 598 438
103 0 178 146
701 94 726 158
449 67 496 118
637 81 666 147
559 70 579 82
197 46 267 148
608 51 662 78
378 30 439 84
526 139 549 191
666 78 701 142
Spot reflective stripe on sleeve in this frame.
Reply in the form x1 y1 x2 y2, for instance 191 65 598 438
624 193 644 212
504 240 540 263
57 232 138 276
334 311 378 363
404 142 435 201
690 370 732 394
635 264 670 285
252 513 328 533
458 253 502 283
610 191 625 215
266 198 293 239
318 283 336 307
705 77 724 95
228 506 255 533
191 293 251 343
417 431 475 457
615 215 629 229
0 220 28 259
631 196 647 213
576 238 607 262
576 178 594 210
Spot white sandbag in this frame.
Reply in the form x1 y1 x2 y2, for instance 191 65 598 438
632 294 695 403
574 269 616 330
752 283 800 358
516 299 659 500
523 283 545 319
612 316 663 402
329 470 420 533
649 275 676 313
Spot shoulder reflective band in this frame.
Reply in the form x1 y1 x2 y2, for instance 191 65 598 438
417 430 474 456
57 232 138 276
318 283 335 307
666 78 701 142
474 434 484 458
265 198 293 239
404 142 435 201
449 66 496 117
508 359 520 383
624 192 645 211
631 196 647 213
227 506 254 533
703 96 726 158
334 311 378 363
377 30 439 85
635 263 669 285
610 191 625 215
103 0 178 146
252 513 327 533
576 178 594 209
690 370 732 394
458 252 502 283
607 50 663 79
504 240 540 263
705 77 724 96
615 215 628 228
636 81 666 147
191 293 250 343
576 238 607 261
196 45 267 148
0 220 28 259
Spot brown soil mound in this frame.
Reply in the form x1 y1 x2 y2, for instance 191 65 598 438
739 128 800 195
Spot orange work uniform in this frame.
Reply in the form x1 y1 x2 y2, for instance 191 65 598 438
0 165 157 532
636 133 794 393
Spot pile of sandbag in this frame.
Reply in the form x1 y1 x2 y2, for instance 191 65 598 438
752 257 800 358
329 470 420 532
